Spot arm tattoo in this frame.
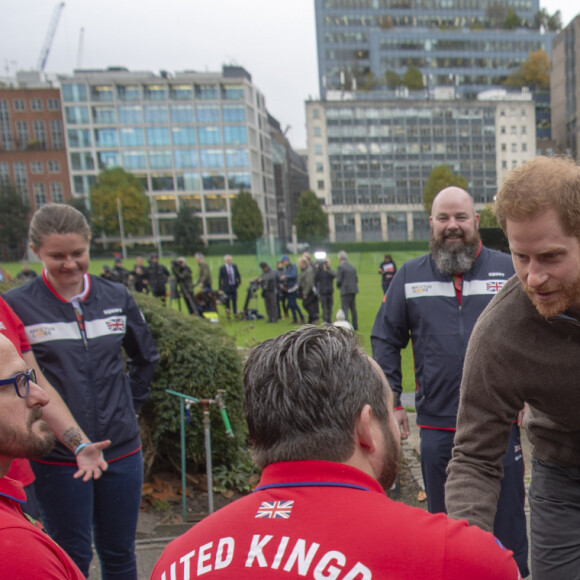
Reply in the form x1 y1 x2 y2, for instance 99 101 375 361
62 427 83 450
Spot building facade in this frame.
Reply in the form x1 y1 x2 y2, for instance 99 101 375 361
315 0 554 100
551 15 580 159
0 73 71 211
306 92 535 242
59 66 277 245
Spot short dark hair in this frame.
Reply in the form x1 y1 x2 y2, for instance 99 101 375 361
243 325 390 469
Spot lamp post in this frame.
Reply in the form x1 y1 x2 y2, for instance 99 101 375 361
116 197 127 259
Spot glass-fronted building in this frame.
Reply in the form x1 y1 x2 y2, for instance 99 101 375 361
59 66 276 245
315 0 554 99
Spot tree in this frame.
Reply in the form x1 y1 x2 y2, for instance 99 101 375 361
385 69 402 90
231 190 263 242
90 167 150 236
478 204 499 228
534 8 562 31
504 49 550 90
423 166 468 215
487 2 506 28
173 205 203 254
402 66 424 90
294 190 329 244
68 196 92 226
0 182 29 260
503 7 520 29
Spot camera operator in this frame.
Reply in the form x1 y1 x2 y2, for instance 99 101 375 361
171 258 198 316
315 255 336 324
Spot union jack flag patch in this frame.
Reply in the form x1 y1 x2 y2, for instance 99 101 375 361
255 500 294 519
106 318 126 332
486 281 505 293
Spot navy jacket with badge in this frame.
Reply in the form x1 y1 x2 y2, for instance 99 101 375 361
3 273 159 462
371 245 514 429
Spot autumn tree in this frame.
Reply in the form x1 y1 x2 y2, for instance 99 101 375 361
504 49 550 90
294 190 329 244
90 167 150 236
173 205 204 255
231 190 263 242
402 66 424 90
423 166 468 215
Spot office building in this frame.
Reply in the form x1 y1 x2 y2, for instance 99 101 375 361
551 15 580 159
59 65 276 245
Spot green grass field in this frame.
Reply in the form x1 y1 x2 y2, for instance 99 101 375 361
2 250 422 393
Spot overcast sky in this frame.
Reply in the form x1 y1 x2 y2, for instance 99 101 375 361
1 0 578 150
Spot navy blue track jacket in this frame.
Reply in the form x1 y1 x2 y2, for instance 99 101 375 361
371 245 514 429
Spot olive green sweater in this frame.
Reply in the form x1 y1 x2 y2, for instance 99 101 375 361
446 275 580 532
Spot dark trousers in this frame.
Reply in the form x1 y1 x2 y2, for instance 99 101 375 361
223 286 238 314
529 457 580 579
421 426 529 577
263 291 278 322
340 293 357 330
319 293 333 323
32 451 144 579
302 291 320 324
287 291 304 322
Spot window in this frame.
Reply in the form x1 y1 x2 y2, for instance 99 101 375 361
49 182 63 202
91 85 114 102
62 84 87 102
148 151 173 169
511 143 517 152
16 121 29 148
501 143 506 152
70 152 95 170
198 126 221 145
117 86 141 101
223 126 247 145
227 172 251 190
313 127 322 137
93 107 116 124
94 128 118 147
13 162 28 195
50 120 63 149
315 144 323 155
30 161 43 174
196 84 219 100
502 160 507 169
225 149 249 167
312 108 321 119
120 127 144 146
196 105 220 123
522 143 527 152
118 105 142 124
500 126 506 135
317 180 325 189
174 149 198 168
146 127 171 146
67 129 92 148
13 99 25 111
47 98 60 111
521 126 527 135
170 105 194 123
205 194 227 212
48 161 60 173
222 85 244 100
510 126 517 135
176 172 201 191
66 106 90 124
170 85 193 100
316 162 324 172
202 173 225 190
30 98 43 111
33 182 46 206
144 105 168 124
200 149 224 168
97 151 120 170
206 217 229 234
222 106 245 122
172 127 196 145
144 85 167 101
0 162 9 184
151 175 174 191
33 121 46 147
122 151 147 170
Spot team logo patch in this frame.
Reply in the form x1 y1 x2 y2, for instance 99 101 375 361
486 281 505 293
255 500 294 519
29 325 56 338
106 318 126 332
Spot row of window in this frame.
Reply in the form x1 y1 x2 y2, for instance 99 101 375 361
1 119 64 151
63 83 245 104
32 182 64 206
29 160 61 174
66 125 247 148
69 146 249 170
9 97 60 113
321 0 533 12
65 104 246 125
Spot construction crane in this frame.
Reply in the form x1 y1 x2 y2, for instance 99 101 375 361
37 2 65 72
76 27 84 69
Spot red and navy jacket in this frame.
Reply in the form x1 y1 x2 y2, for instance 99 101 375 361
151 460 519 579
3 273 159 463
371 245 514 429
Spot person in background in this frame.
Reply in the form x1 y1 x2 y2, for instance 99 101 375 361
194 252 212 293
0 334 85 579
336 250 359 330
146 254 170 304
0 262 13 283
276 260 289 320
218 254 241 316
171 257 197 315
315 256 336 324
16 263 38 282
131 255 149 294
110 257 130 287
256 262 278 323
150 325 519 580
378 253 397 294
298 256 319 324
445 156 580 578
3 203 159 579
371 186 528 577
100 264 113 281
280 254 305 325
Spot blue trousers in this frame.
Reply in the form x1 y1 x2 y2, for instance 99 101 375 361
287 291 304 322
32 450 143 579
421 425 529 577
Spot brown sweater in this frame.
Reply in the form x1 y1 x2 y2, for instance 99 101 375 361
446 275 580 532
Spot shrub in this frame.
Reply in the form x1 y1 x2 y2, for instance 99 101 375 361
134 293 247 478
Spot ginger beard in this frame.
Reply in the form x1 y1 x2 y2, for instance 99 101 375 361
430 226 481 275
378 419 401 492
0 407 55 459
522 273 580 318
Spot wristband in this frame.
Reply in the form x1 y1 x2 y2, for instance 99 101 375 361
74 442 90 456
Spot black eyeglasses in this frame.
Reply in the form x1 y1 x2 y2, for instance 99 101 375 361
0 369 37 398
